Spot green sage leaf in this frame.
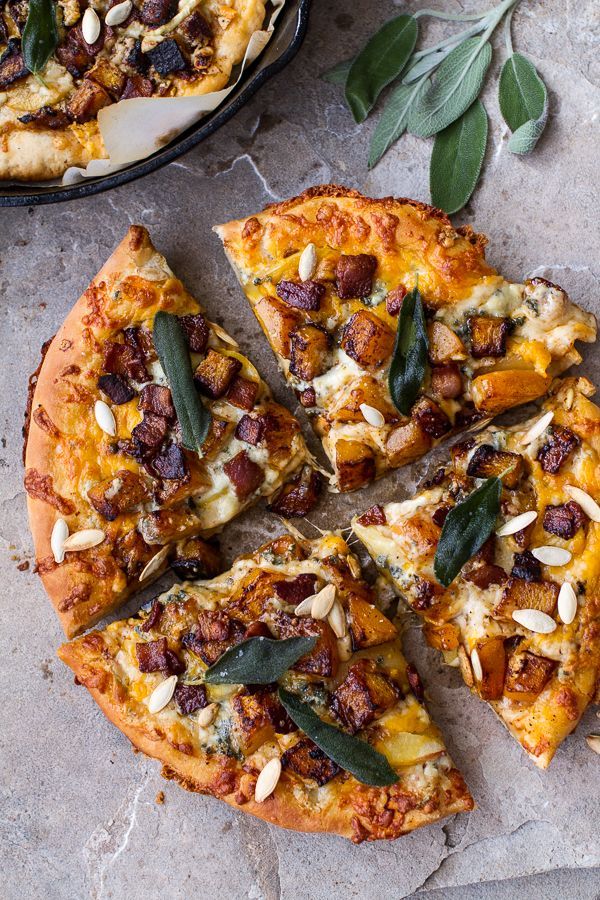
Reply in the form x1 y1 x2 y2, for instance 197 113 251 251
388 287 428 416
322 58 353 86
499 53 548 155
368 78 427 169
152 311 211 453
434 477 502 587
204 636 316 684
279 688 398 787
408 36 492 137
345 14 418 123
430 99 488 214
22 0 59 75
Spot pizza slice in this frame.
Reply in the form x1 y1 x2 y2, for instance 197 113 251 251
353 377 600 768
58 530 473 843
214 185 595 492
24 226 318 638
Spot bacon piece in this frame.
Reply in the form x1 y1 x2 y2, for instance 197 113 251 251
179 10 212 46
411 577 440 611
542 501 587 539
281 738 340 785
125 38 149 74
131 412 168 449
18 105 71 129
56 33 93 78
140 0 177 25
182 614 245 665
149 443 188 480
226 376 258 411
511 550 541 582
341 310 394 369
431 363 463 400
194 350 241 399
0 39 28 88
405 663 424 701
469 316 509 358
335 254 377 299
121 75 153 99
270 611 339 678
170 537 222 580
124 326 156 363
276 280 325 311
356 505 387 527
174 683 207 715
136 637 183 673
385 285 407 316
412 397 451 438
235 414 267 446
331 660 399 733
273 573 318 606
267 466 322 517
88 469 149 521
97 373 135 405
114 529 152 578
87 57 125 98
431 505 450 527
139 384 175 420
180 313 209 354
141 600 164 632
67 78 112 123
537 425 580 474
147 38 187 75
298 387 316 408
103 339 149 383
463 563 507 589
223 450 264 499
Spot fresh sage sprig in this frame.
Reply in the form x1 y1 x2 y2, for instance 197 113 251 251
388 287 428 416
323 0 549 213
434 477 502 587
152 311 212 454
278 688 398 787
204 636 317 685
22 0 59 76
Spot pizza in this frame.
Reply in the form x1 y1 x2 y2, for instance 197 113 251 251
0 0 265 180
57 530 473 842
214 185 596 492
353 377 600 768
24 225 317 638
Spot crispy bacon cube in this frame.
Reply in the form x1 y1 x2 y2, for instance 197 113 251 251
194 350 241 399
281 738 340 785
270 611 339 678
335 254 377 299
341 310 394 370
412 397 451 439
174 683 207 715
356 505 387 527
136 637 183 674
273 573 318 606
223 450 265 499
87 469 149 521
276 280 325 311
140 0 177 24
543 501 587 539
114 529 153 578
226 376 259 411
181 613 245 666
537 425 581 474
121 75 153 99
267 466 322 517
131 412 168 449
97 373 135 405
103 338 149 383
139 384 175 420
235 414 267 446
431 363 463 400
331 660 399 733
170 536 222 581
468 316 509 358
148 443 188 481
0 40 28 88
385 285 407 316
180 313 209 354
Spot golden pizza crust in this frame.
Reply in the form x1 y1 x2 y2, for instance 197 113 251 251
58 532 474 842
25 226 309 637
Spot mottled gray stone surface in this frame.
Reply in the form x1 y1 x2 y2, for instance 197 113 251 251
1 1 599 898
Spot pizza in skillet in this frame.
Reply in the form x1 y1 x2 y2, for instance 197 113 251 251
58 530 473 842
24 225 317 638
214 185 596 492
0 0 265 180
353 377 600 768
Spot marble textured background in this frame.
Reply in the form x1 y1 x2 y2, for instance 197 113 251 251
1 1 599 897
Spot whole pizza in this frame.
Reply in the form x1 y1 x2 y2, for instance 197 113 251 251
0 0 265 179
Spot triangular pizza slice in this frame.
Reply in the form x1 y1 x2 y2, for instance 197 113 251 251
353 378 600 768
215 185 595 491
58 530 473 842
24 226 316 638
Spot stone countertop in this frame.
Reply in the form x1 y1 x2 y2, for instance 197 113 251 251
1 1 599 898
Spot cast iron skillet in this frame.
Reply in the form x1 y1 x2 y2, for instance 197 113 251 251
0 0 310 207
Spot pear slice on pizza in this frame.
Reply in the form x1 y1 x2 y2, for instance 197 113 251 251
215 185 595 491
24 226 317 638
353 378 600 768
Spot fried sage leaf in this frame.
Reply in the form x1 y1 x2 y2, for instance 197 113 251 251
204 636 317 685
152 311 211 453
279 688 398 787
408 36 492 137
434 477 502 587
22 0 59 75
388 287 428 416
499 52 548 155
345 14 418 123
430 99 488 214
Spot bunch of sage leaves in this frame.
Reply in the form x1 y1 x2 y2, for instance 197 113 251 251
324 0 548 214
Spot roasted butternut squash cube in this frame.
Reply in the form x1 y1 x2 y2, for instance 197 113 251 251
471 370 550 414
334 439 376 491
226 570 282 623
255 296 303 358
466 444 524 488
231 689 278 754
87 58 126 98
270 611 339 678
289 323 330 381
494 577 559 620
347 594 397 649
385 419 432 466
87 469 149 521
331 660 399 733
281 737 340 785
427 321 467 364
341 310 394 369
475 637 506 701
194 350 241 399
468 316 510 358
330 377 391 424
504 650 556 703
423 621 460 651
170 536 222 581
67 78 111 123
